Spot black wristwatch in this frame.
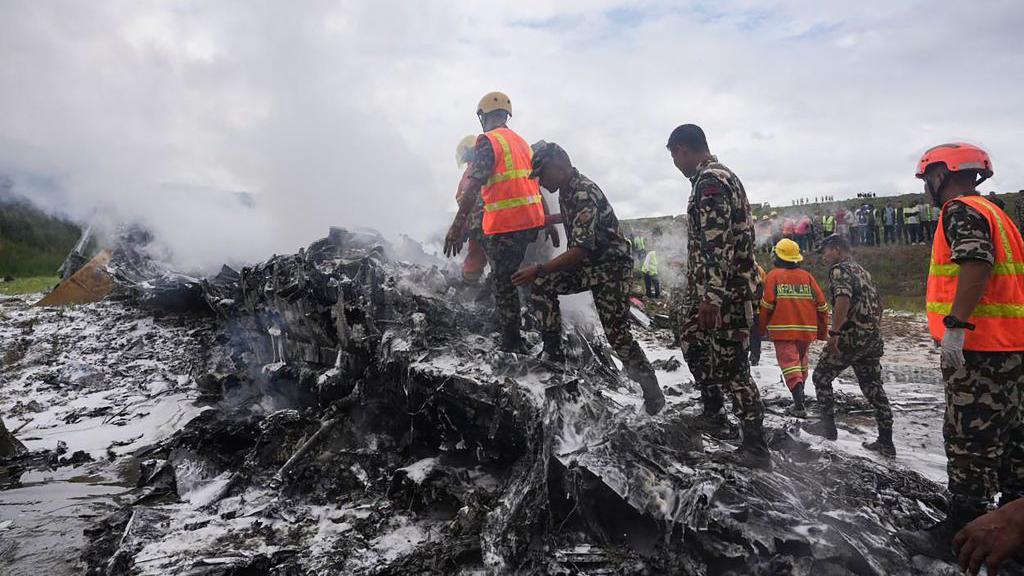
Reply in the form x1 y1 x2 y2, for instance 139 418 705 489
943 315 976 331
535 264 548 278
828 330 841 337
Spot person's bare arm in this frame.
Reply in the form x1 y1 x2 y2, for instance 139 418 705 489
540 196 560 248
826 295 850 355
950 260 993 321
511 247 588 286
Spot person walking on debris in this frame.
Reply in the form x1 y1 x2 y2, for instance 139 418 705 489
758 239 828 418
512 142 665 415
642 249 660 298
667 123 770 469
900 142 1024 559
803 234 895 457
444 92 559 352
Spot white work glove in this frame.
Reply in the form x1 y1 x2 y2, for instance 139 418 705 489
941 328 966 371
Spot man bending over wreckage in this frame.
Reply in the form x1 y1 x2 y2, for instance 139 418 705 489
511 141 666 415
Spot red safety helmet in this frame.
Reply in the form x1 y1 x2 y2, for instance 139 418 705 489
916 142 993 180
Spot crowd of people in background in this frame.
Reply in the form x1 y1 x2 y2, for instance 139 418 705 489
756 190 1024 255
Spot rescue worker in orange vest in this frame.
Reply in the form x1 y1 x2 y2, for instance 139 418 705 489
899 143 1024 560
758 239 828 417
444 92 559 352
454 135 488 284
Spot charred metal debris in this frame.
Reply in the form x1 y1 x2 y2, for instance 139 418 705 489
72 227 956 575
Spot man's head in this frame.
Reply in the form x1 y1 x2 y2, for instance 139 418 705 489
530 141 573 192
916 142 994 207
820 234 851 267
477 91 512 131
666 124 710 178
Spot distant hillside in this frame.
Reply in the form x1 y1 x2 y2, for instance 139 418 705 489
0 198 82 277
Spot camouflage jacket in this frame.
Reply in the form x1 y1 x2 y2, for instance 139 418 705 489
685 156 761 307
828 257 882 351
941 197 994 265
558 169 632 269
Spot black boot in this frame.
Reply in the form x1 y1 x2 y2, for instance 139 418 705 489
731 421 772 470
500 326 527 354
863 427 896 457
694 388 737 438
539 331 565 363
898 498 988 561
803 413 838 440
789 382 807 418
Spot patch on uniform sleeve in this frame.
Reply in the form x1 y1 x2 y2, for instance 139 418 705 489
576 210 594 224
701 183 722 197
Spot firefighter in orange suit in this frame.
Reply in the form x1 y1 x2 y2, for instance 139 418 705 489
444 92 559 352
900 143 1024 561
758 239 828 418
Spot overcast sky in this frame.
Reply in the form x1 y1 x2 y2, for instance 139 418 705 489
2 1 1023 269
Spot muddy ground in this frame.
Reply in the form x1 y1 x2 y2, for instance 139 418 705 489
0 239 972 576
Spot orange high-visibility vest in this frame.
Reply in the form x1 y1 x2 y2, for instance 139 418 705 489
926 195 1024 351
480 128 545 235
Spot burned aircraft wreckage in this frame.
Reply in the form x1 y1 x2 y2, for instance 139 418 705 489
5 227 967 575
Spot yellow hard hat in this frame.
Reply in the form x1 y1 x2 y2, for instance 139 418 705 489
761 214 770 221
456 134 478 168
774 238 803 263
478 91 512 115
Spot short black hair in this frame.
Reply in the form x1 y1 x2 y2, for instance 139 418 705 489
773 256 800 269
666 124 709 152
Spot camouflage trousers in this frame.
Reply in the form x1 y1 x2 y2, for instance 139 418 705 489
942 351 1024 505
811 341 893 431
531 261 653 376
680 300 764 425
482 228 538 333
680 332 724 412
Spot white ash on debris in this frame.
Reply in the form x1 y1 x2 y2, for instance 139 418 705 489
0 228 968 575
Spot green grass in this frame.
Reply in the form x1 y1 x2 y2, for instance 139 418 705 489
0 198 83 277
0 276 59 295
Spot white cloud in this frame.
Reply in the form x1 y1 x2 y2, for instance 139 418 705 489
2 1 1022 270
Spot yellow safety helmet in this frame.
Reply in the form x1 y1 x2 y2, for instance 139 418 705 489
773 238 803 263
456 134 478 168
761 214 770 221
478 91 512 115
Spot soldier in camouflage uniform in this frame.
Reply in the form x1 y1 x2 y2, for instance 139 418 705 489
803 234 895 457
667 124 769 468
901 143 1024 559
512 142 665 415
